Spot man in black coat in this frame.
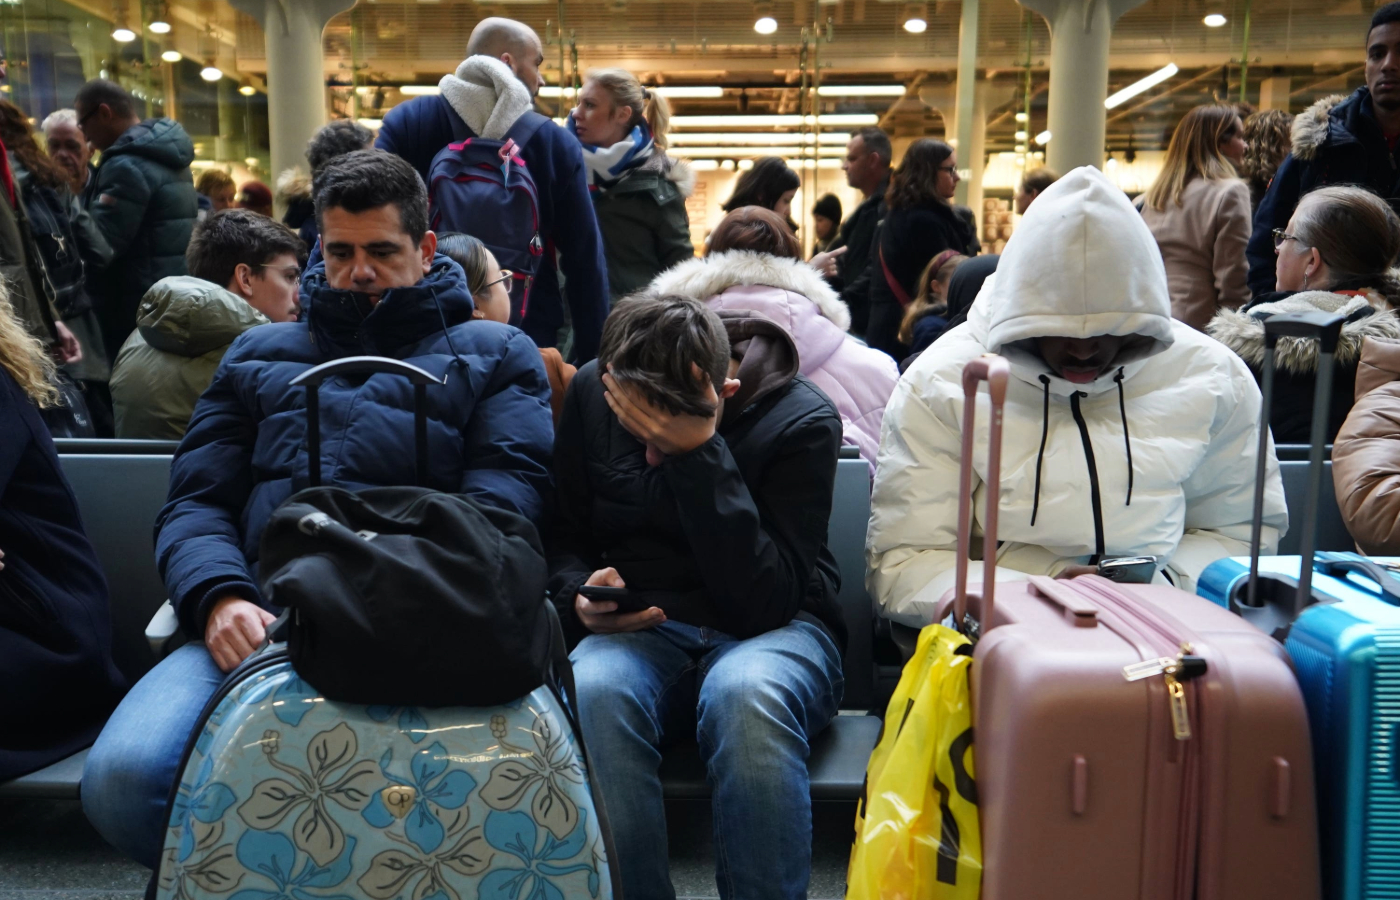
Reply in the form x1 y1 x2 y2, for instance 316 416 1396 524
835 126 892 338
1247 2 1400 294
548 297 844 900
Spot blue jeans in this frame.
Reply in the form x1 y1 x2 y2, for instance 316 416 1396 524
82 643 227 869
571 619 844 900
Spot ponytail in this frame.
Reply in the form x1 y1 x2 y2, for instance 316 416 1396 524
587 68 671 149
642 88 672 149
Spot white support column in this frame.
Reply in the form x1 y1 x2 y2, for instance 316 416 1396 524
229 0 355 187
1018 0 1148 173
952 0 979 208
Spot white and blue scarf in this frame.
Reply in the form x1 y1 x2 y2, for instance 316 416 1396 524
569 117 655 191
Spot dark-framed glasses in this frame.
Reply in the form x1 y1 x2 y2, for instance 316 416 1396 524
1272 228 1304 252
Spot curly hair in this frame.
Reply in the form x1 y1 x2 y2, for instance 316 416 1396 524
0 281 57 407
1240 109 1293 203
0 99 67 191
885 139 954 211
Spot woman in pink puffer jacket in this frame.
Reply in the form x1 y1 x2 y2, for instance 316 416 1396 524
649 205 899 470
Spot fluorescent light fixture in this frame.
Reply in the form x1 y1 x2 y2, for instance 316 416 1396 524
244 157 258 167
357 118 383 129
670 146 845 158
148 20 171 34
738 159 754 170
1015 143 1027 152
815 85 905 97
668 132 849 145
817 158 843 169
1015 111 1028 123
112 28 136 42
689 159 721 171
161 49 181 62
1203 13 1226 27
1014 130 1027 141
200 66 223 82
754 16 778 34
1034 130 1052 145
399 85 442 96
721 159 736 170
539 85 723 99
903 17 927 33
1104 63 1179 109
671 113 879 127
239 85 256 96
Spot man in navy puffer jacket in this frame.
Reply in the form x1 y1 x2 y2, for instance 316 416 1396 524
81 150 555 869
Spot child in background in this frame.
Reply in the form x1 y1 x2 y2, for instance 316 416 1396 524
897 250 967 356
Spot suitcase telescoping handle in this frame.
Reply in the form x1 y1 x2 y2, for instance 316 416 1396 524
1245 311 1344 617
954 354 1010 632
290 356 447 489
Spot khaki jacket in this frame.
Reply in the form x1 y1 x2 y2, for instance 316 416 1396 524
1139 176 1253 331
1333 335 1400 553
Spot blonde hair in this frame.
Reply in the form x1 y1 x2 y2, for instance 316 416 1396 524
898 251 966 345
0 283 57 407
1144 105 1242 211
585 68 672 149
196 168 235 198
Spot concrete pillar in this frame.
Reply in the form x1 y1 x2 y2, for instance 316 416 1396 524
951 0 979 207
229 0 354 186
964 82 1016 241
1018 0 1148 173
1259 75 1291 112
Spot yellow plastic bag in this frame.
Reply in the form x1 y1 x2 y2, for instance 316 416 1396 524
847 624 981 900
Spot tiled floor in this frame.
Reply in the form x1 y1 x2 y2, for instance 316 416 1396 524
0 798 855 899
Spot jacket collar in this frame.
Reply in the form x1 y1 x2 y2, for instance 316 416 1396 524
302 255 476 358
1293 88 1371 162
1207 288 1400 373
716 309 800 430
649 250 850 331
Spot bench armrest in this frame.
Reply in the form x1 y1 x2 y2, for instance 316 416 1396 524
146 601 181 658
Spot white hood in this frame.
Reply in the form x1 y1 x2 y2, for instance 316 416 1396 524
438 56 533 141
968 166 1176 397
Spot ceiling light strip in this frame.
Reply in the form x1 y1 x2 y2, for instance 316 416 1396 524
1104 63 1179 109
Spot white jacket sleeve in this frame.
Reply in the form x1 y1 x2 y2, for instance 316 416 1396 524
1167 353 1288 592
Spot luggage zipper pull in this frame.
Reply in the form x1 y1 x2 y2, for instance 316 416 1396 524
1124 644 1206 741
1122 657 1176 681
1164 673 1192 741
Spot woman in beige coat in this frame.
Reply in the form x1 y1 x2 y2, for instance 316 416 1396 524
1139 105 1252 331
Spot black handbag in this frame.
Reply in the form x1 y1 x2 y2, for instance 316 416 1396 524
39 374 95 438
256 356 552 707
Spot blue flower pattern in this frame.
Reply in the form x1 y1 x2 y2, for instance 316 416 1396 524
153 664 608 900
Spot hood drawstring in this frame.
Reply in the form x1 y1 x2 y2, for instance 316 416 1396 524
1030 374 1051 527
1114 367 1133 506
428 282 468 379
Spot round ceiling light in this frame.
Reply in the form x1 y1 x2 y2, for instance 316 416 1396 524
112 28 136 42
239 85 256 96
903 17 927 33
1203 13 1227 27
161 49 181 62
148 20 171 34
200 65 222 82
753 16 778 35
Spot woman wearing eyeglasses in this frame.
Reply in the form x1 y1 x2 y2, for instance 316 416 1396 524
865 138 975 360
438 231 575 425
1208 185 1400 443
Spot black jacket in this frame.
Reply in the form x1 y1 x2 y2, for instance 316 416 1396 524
1248 89 1400 295
0 370 126 780
834 174 889 337
547 311 846 649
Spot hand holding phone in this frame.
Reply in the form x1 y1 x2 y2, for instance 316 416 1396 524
577 584 652 614
575 568 666 634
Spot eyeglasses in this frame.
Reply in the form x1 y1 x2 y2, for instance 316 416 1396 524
474 269 514 295
938 164 959 175
1272 228 1305 252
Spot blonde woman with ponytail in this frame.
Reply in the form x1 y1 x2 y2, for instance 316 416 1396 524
0 281 127 782
569 69 695 299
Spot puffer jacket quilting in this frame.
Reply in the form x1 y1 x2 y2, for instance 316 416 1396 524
1332 335 1400 554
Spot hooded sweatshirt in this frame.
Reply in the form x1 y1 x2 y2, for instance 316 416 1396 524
651 249 898 470
548 309 846 646
867 167 1288 627
110 276 269 440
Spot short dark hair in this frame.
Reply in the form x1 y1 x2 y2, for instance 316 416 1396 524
306 119 376 175
598 295 730 419
851 126 892 166
313 150 428 244
1372 2 1400 39
1020 166 1060 196
187 209 306 288
722 157 800 214
708 206 802 259
74 78 136 119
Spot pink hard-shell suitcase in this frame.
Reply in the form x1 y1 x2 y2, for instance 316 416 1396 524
935 356 1320 900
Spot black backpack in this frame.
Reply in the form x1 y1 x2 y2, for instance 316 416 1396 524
256 356 553 706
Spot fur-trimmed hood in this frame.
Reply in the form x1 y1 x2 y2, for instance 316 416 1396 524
276 168 312 204
649 249 849 329
1292 92 1355 163
1207 288 1400 374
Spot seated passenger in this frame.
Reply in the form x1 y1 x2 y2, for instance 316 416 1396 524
1208 185 1400 444
81 150 554 869
0 287 126 782
867 166 1286 627
1331 335 1400 554
898 250 967 357
550 296 844 900
437 230 575 425
649 205 898 470
109 209 305 440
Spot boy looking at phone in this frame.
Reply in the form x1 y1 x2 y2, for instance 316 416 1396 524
547 296 845 900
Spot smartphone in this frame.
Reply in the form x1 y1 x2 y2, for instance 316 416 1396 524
1097 556 1158 585
576 584 653 614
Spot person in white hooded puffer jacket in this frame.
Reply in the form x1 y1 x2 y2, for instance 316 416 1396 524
867 166 1289 628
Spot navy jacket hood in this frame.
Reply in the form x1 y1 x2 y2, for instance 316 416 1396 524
105 118 195 171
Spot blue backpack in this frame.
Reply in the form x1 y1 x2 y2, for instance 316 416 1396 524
427 112 550 325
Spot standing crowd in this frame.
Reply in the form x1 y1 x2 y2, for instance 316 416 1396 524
7 5 1400 900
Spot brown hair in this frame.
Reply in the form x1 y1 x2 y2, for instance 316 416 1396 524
0 281 57 407
599 294 730 419
898 251 966 345
722 157 800 216
885 139 953 211
1019 166 1059 197
196 169 235 198
1240 109 1293 197
1144 104 1242 211
707 206 802 259
0 100 66 191
586 68 672 149
1292 185 1400 298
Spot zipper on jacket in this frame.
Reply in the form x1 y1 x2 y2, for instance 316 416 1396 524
1069 392 1107 562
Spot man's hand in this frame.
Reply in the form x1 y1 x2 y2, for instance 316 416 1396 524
574 567 665 635
809 245 847 278
1055 564 1098 581
53 321 82 365
204 595 276 672
603 366 722 466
